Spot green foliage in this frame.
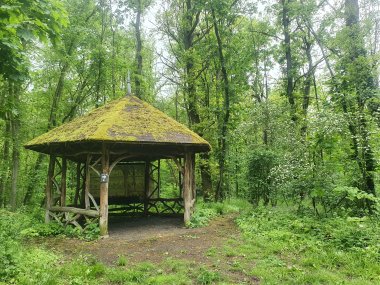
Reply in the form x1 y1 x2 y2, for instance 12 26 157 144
116 255 127 266
81 221 100 241
196 267 221 285
0 210 60 282
189 199 251 228
235 206 380 284
189 206 219 228
20 222 64 238
247 149 278 206
2 201 380 284
0 0 68 80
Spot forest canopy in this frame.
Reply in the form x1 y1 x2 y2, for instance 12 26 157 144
0 0 380 283
1 0 378 215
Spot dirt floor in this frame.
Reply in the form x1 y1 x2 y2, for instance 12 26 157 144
39 214 257 283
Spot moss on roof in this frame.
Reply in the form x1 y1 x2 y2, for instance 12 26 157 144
25 96 210 151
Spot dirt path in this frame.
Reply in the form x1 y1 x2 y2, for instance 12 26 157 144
40 214 257 283
45 215 239 264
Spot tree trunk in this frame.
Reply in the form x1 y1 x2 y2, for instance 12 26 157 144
281 0 296 122
342 0 377 202
23 63 68 205
212 8 231 201
96 0 107 107
23 43 72 205
0 116 11 207
110 0 116 99
134 0 143 98
300 34 313 139
182 0 213 201
10 132 19 211
9 83 20 211
199 152 213 201
263 53 270 145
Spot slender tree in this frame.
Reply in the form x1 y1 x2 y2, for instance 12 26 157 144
336 0 377 202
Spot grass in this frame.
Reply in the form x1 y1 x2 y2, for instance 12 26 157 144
116 255 127 267
188 198 252 228
1 202 380 284
229 206 380 284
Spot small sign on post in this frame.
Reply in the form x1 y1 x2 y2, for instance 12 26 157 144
100 173 109 183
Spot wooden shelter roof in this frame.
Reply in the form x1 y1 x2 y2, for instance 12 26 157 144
24 96 210 160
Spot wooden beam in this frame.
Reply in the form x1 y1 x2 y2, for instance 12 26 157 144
45 155 56 223
49 206 99 217
99 143 110 237
60 158 67 206
183 152 195 225
109 154 134 173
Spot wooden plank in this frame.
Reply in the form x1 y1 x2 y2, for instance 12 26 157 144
49 206 99 217
99 143 110 237
60 158 67 206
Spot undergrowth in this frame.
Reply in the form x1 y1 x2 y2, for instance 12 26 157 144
234 206 380 284
0 208 100 284
2 201 380 284
188 198 251 228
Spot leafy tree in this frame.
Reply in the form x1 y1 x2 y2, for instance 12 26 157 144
332 0 378 208
0 0 67 81
0 0 67 208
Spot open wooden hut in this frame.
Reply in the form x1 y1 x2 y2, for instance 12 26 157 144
24 94 211 236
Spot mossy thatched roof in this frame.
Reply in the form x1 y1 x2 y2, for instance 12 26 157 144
25 96 210 158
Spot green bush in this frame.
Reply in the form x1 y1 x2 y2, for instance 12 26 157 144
189 199 250 228
116 255 127 266
196 267 221 284
246 149 278 206
235 206 380 283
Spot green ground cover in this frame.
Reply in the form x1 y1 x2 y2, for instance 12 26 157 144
1 202 379 284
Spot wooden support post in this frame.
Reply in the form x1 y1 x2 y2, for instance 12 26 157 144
157 159 161 197
191 155 196 201
99 143 110 237
144 161 150 215
45 155 56 223
183 152 195 226
74 162 81 207
60 158 67 206
178 158 183 198
84 155 91 209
